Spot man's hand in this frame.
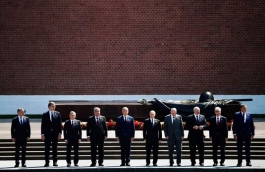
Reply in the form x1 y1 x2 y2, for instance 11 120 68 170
166 136 169 139
209 137 212 141
65 140 68 144
12 138 16 142
193 126 198 130
159 140 162 144
58 134 61 140
181 137 184 141
234 135 237 141
144 139 146 143
87 137 90 142
199 126 204 130
116 137 119 141
41 135 45 141
225 138 228 142
26 137 30 141
104 136 107 141
131 137 134 141
78 139 81 143
251 135 254 140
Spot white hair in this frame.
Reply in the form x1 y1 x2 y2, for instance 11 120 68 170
215 107 221 112
170 108 177 112
122 107 129 111
193 106 200 111
150 110 156 114
69 111 76 115
94 107 100 111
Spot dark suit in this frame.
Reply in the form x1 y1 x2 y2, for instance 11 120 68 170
187 114 207 164
64 119 82 165
115 115 135 164
232 111 255 164
11 116 31 165
87 116 107 164
164 114 184 164
143 118 162 164
41 111 62 164
209 116 228 164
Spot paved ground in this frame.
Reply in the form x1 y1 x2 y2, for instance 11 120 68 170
1 118 265 139
0 160 265 170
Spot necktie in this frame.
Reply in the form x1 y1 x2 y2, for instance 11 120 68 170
71 120 74 127
173 116 176 124
96 118 99 125
124 116 126 123
152 119 154 127
20 117 23 125
217 117 220 126
196 116 199 124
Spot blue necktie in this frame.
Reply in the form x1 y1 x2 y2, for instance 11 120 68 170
196 116 199 124
96 118 99 125
20 117 23 125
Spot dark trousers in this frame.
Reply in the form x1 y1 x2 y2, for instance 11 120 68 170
15 139 27 164
66 140 79 164
167 138 182 164
119 136 131 164
212 137 226 163
189 138 204 164
146 139 159 164
237 135 251 164
44 132 58 164
91 137 104 164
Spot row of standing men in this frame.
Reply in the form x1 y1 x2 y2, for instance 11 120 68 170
11 102 255 167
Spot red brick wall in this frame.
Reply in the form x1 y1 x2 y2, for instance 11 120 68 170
0 0 264 95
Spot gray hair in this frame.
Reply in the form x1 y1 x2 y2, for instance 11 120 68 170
193 106 200 111
17 108 24 113
69 111 76 115
122 107 129 111
215 107 221 112
94 107 100 111
149 110 156 114
170 108 177 112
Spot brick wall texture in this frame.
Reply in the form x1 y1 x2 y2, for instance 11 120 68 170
0 0 265 95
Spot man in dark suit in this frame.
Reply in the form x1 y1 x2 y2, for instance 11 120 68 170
11 108 31 167
64 111 82 167
187 106 208 166
164 108 184 166
143 110 162 166
233 104 255 167
87 107 108 166
41 102 62 167
115 107 135 166
209 107 228 166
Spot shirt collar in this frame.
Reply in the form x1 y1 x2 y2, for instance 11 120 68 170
194 114 199 117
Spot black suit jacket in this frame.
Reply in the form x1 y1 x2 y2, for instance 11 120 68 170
87 116 108 140
11 116 31 140
41 111 62 136
143 118 162 141
209 116 228 138
63 119 82 141
187 114 208 141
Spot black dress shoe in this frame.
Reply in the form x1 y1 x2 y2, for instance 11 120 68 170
153 164 157 166
146 163 150 166
177 163 181 166
170 163 173 166
120 163 125 166
213 163 217 166
44 163 49 167
237 163 242 167
99 163 104 166
90 163 96 167
53 162 58 166
126 163 130 166
220 163 225 166
199 163 204 166
22 164 27 167
67 164 71 167
14 164 19 168
74 164 79 167
246 163 252 166
191 163 195 166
